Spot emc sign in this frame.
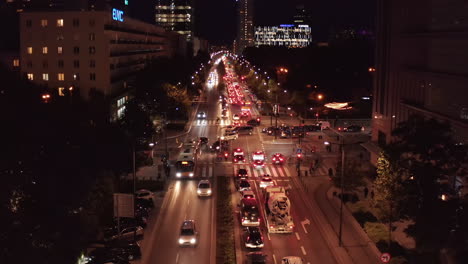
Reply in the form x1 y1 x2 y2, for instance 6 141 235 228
112 8 124 22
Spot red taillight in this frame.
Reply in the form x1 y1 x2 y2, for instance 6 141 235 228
279 158 283 161
234 159 237 162
272 157 276 161
224 153 228 157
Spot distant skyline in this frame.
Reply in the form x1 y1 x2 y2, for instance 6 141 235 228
193 0 375 45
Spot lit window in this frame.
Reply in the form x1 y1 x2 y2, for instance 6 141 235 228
27 47 33 54
27 73 33 80
42 73 49 81
58 73 65 81
58 87 65 96
41 19 48 27
13 59 19 67
57 47 63 54
89 46 96 54
57 19 64 27
73 73 80 80
42 47 48 54
89 33 95 41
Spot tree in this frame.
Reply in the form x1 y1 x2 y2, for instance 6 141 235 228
388 115 467 255
333 159 365 194
372 151 406 221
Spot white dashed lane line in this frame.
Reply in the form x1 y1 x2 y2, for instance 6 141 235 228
301 246 307 255
295 232 301 240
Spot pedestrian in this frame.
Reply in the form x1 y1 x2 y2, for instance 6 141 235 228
364 187 369 198
370 190 375 199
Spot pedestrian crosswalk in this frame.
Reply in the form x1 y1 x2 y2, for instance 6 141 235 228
233 164 292 178
191 163 293 178
192 119 232 126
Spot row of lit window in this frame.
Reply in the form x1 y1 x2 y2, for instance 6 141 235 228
25 59 97 69
156 6 192 9
27 73 96 81
26 18 96 28
26 45 96 55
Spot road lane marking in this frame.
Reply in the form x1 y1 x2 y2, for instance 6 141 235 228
176 253 179 263
277 166 285 177
267 232 271 241
301 218 310 234
283 166 291 176
295 232 301 240
301 246 307 255
273 254 277 264
264 166 272 176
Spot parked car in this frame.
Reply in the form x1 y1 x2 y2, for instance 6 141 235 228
134 189 154 202
104 226 144 242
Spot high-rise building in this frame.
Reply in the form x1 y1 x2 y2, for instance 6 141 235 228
254 24 312 48
365 0 468 164
19 10 179 120
155 0 193 42
236 0 254 55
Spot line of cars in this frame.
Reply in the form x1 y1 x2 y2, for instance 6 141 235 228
84 189 155 264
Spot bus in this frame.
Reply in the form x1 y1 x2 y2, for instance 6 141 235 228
175 154 196 178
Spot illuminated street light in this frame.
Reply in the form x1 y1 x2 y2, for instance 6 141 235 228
317 94 324 100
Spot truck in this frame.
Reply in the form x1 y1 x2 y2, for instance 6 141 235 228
264 186 294 233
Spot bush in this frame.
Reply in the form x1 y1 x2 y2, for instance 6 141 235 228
216 177 235 264
353 210 378 227
364 222 389 244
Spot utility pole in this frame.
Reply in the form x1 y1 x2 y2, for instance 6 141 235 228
338 137 345 247
274 93 278 140
133 143 136 194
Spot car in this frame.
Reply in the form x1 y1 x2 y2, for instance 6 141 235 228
271 153 285 165
259 175 275 188
221 110 228 118
241 111 251 118
105 241 142 261
211 140 221 151
240 198 260 226
345 125 363 132
199 137 208 145
233 148 244 156
85 247 131 264
241 190 256 200
281 256 304 264
104 226 144 242
253 160 265 169
178 220 198 246
134 189 154 201
233 155 245 163
252 151 265 161
197 180 212 197
246 252 267 264
237 126 254 135
244 227 264 249
237 179 251 192
237 169 248 179
222 131 238 140
233 114 240 120
247 118 261 126
197 111 207 119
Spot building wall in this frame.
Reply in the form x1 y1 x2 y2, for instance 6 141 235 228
254 25 312 48
155 0 193 42
372 0 468 150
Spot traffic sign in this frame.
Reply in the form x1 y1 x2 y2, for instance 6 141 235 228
296 148 302 154
380 252 391 263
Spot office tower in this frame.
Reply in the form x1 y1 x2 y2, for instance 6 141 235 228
236 0 254 55
293 5 312 26
254 24 312 48
155 0 193 42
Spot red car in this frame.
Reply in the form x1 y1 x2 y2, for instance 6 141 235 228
271 153 285 165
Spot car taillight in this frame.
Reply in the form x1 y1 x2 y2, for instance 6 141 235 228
234 159 237 162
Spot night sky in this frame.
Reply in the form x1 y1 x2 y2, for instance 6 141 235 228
194 0 375 45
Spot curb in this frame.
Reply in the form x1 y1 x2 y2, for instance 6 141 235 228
326 187 382 261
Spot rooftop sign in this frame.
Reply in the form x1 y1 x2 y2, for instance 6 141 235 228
112 8 124 22
280 24 294 27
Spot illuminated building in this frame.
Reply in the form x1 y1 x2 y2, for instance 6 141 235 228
254 25 312 48
155 0 193 42
236 0 254 55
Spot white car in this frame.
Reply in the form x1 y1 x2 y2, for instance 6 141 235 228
259 175 275 189
222 131 238 140
233 148 244 156
197 111 207 119
282 256 304 264
179 220 198 246
252 151 265 161
241 190 255 201
135 189 154 201
233 114 240 120
197 180 212 197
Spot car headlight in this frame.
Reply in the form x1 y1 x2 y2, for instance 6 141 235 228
207 190 212 194
179 238 184 244
189 173 194 177
197 189 202 194
190 238 196 244
176 172 181 177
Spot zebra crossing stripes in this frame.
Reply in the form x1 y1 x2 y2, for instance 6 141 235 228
192 119 231 126
233 164 292 178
